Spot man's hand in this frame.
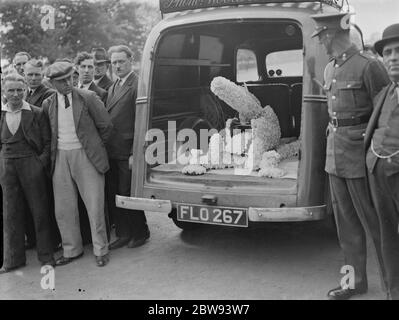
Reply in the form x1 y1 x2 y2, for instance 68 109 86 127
129 155 133 170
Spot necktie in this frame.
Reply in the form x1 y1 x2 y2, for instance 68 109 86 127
113 78 121 95
26 90 33 100
395 83 399 104
64 95 70 109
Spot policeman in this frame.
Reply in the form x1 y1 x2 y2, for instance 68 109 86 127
364 23 399 300
311 12 390 300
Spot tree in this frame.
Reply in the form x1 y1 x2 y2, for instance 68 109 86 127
0 0 160 63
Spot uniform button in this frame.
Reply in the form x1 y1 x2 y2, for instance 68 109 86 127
387 158 392 164
332 96 336 100
333 112 337 116
360 50 364 54
347 84 351 88
324 85 328 89
362 133 365 137
332 79 337 83
335 64 339 68
333 128 337 132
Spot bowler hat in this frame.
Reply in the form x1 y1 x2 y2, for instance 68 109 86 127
92 47 110 63
374 24 399 56
311 12 353 38
46 61 74 80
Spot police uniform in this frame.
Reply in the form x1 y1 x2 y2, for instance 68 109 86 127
312 12 390 297
363 23 399 300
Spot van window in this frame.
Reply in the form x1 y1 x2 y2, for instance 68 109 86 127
236 49 258 82
266 49 303 78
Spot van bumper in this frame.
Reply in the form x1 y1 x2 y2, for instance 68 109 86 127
116 196 327 222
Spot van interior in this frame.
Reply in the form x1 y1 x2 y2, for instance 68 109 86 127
149 20 303 187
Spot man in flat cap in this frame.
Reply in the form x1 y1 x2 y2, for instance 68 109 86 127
364 23 399 300
42 61 113 267
0 73 55 273
92 48 113 92
311 12 390 300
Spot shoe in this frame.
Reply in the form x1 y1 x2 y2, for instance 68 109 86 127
127 231 150 248
55 252 84 266
95 254 109 267
41 259 56 267
327 286 367 300
0 263 26 274
109 237 130 250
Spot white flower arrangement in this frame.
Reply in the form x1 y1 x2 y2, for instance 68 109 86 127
181 76 299 178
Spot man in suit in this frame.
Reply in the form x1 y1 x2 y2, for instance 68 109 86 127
0 73 55 273
92 48 113 92
364 23 399 300
75 52 107 104
106 45 150 250
12 52 31 76
25 59 56 107
311 13 390 300
42 61 113 267
24 58 58 250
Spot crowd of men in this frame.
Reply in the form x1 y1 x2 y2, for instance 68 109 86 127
0 45 150 271
0 14 399 301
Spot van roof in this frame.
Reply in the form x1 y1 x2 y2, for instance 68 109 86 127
159 0 344 15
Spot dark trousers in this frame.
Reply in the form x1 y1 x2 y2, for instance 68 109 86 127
329 174 386 290
368 160 399 299
105 158 148 239
1 156 53 268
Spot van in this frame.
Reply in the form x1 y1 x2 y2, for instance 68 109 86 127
116 0 362 230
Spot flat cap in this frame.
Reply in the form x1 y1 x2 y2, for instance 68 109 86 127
46 61 74 80
310 12 353 38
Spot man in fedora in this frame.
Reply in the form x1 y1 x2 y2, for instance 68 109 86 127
311 12 390 300
364 23 399 300
42 61 113 267
92 48 113 92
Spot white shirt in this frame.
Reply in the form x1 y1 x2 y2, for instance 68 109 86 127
78 81 92 90
3 101 31 135
56 92 82 150
117 71 133 87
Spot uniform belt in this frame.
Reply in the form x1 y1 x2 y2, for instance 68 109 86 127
329 115 370 128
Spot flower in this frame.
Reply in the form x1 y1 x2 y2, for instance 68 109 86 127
182 165 207 176
210 76 263 123
258 167 285 178
276 140 301 161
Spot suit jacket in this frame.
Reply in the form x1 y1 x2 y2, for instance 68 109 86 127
88 82 107 105
106 72 138 160
0 104 51 168
97 74 113 92
364 85 391 151
42 88 113 174
26 84 56 108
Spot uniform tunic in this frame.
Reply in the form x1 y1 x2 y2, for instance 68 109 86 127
324 45 390 178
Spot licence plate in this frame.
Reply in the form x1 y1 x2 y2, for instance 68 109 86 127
177 204 248 227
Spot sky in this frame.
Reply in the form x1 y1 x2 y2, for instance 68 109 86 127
143 0 398 43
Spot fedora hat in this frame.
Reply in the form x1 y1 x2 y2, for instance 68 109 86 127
92 47 110 63
374 24 399 56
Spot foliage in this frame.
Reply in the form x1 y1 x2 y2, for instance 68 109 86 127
0 0 161 63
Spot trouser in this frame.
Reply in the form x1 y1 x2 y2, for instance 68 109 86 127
105 158 148 239
329 174 386 290
25 177 61 248
1 156 54 268
368 159 399 299
53 149 108 258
